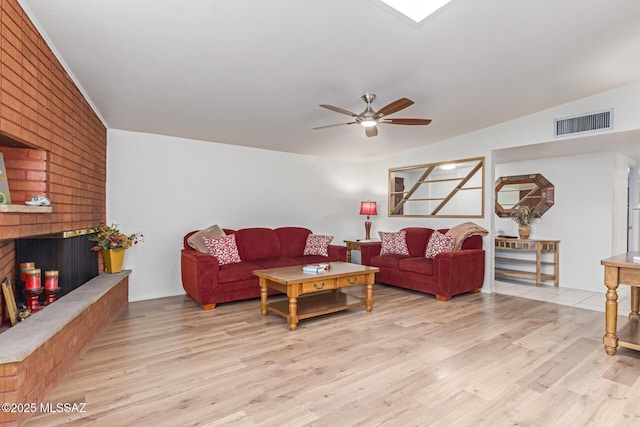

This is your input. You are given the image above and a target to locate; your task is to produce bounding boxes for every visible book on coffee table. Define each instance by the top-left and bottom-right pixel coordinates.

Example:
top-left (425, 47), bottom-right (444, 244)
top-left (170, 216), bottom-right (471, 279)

top-left (302, 265), bottom-right (326, 274)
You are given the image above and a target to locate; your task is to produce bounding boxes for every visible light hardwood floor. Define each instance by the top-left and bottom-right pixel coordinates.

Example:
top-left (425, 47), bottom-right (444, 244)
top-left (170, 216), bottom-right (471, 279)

top-left (27, 285), bottom-right (640, 427)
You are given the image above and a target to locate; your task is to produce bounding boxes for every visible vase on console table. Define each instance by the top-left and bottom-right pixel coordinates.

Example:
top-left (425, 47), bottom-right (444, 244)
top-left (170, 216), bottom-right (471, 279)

top-left (102, 249), bottom-right (126, 274)
top-left (518, 225), bottom-right (531, 240)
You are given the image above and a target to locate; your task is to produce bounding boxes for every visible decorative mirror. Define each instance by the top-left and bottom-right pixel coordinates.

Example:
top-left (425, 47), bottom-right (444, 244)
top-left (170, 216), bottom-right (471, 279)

top-left (495, 174), bottom-right (554, 218)
top-left (388, 156), bottom-right (484, 218)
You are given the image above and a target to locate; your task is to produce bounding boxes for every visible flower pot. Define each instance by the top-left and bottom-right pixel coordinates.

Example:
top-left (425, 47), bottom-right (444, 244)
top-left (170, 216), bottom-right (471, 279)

top-left (102, 249), bottom-right (126, 273)
top-left (518, 225), bottom-right (531, 240)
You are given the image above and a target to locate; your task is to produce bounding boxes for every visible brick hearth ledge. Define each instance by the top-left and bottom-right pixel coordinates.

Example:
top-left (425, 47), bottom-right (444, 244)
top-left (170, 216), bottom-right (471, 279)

top-left (0, 271), bottom-right (129, 426)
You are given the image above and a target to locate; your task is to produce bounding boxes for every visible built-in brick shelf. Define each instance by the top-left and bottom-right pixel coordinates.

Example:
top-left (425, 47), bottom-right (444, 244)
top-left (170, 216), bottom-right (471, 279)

top-left (0, 271), bottom-right (129, 427)
top-left (0, 144), bottom-right (53, 241)
top-left (0, 205), bottom-right (51, 213)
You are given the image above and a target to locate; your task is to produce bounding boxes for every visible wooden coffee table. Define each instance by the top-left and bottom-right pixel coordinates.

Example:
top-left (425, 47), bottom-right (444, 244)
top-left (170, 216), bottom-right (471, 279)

top-left (253, 261), bottom-right (379, 330)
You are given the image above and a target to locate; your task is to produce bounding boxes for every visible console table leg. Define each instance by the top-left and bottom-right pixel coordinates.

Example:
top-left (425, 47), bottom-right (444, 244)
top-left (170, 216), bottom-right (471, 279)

top-left (603, 267), bottom-right (619, 355)
top-left (630, 287), bottom-right (640, 320)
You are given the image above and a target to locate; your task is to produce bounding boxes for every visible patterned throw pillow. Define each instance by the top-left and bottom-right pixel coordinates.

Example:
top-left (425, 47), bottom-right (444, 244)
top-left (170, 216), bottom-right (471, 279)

top-left (188, 224), bottom-right (226, 253)
top-left (203, 234), bottom-right (242, 265)
top-left (303, 234), bottom-right (334, 256)
top-left (379, 230), bottom-right (410, 256)
top-left (425, 230), bottom-right (455, 259)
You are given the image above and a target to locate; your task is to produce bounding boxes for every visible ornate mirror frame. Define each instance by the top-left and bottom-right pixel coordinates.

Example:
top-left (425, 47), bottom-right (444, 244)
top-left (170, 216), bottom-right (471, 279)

top-left (495, 173), bottom-right (554, 218)
top-left (388, 156), bottom-right (485, 218)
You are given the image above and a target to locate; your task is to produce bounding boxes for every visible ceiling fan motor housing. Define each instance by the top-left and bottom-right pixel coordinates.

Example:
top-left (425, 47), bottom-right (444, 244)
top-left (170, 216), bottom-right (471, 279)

top-left (359, 94), bottom-right (378, 126)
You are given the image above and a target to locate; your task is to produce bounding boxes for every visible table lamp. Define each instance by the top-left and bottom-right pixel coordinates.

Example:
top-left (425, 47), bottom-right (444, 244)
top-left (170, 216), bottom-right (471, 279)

top-left (360, 201), bottom-right (377, 240)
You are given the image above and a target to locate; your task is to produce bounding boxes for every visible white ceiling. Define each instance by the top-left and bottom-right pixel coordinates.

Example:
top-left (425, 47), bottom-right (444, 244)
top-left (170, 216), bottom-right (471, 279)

top-left (19, 0), bottom-right (640, 162)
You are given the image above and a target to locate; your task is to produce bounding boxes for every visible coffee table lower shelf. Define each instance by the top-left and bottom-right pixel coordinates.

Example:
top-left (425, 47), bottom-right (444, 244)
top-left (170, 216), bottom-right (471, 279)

top-left (267, 291), bottom-right (364, 320)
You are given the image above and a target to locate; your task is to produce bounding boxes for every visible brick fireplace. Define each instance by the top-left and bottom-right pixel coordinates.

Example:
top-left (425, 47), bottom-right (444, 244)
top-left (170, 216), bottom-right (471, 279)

top-left (0, 1), bottom-right (125, 425)
top-left (0, 0), bottom-right (107, 316)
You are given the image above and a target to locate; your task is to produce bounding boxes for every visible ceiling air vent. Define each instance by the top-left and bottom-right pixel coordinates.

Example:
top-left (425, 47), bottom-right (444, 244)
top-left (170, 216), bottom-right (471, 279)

top-left (554, 108), bottom-right (613, 137)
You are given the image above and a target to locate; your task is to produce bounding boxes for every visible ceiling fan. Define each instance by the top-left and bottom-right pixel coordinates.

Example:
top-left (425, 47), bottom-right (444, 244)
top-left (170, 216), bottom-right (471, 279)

top-left (313, 93), bottom-right (432, 137)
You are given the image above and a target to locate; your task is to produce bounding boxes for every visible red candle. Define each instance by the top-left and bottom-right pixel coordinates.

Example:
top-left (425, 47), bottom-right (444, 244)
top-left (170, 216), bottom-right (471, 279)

top-left (25, 270), bottom-right (38, 290)
top-left (20, 262), bottom-right (35, 282)
top-left (34, 269), bottom-right (41, 289)
top-left (45, 270), bottom-right (59, 290)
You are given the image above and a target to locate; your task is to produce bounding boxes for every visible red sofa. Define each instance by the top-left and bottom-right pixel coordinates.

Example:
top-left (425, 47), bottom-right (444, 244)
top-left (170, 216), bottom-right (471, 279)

top-left (181, 227), bottom-right (347, 310)
top-left (359, 227), bottom-right (485, 301)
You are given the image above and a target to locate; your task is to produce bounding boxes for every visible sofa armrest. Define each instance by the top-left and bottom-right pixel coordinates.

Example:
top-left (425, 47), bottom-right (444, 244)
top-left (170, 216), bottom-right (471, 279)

top-left (359, 243), bottom-right (382, 266)
top-left (433, 249), bottom-right (485, 297)
top-left (328, 244), bottom-right (347, 262)
top-left (180, 249), bottom-right (221, 308)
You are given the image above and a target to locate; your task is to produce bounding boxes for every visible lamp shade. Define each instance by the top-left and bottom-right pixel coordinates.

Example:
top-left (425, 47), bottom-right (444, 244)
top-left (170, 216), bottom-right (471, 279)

top-left (360, 201), bottom-right (377, 216)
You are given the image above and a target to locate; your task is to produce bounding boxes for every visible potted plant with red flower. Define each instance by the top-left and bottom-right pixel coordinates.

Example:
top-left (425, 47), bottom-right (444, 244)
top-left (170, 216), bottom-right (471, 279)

top-left (90, 223), bottom-right (143, 273)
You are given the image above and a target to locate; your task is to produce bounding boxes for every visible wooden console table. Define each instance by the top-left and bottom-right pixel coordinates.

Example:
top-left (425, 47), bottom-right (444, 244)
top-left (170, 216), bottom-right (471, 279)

top-left (494, 237), bottom-right (560, 286)
top-left (601, 253), bottom-right (640, 355)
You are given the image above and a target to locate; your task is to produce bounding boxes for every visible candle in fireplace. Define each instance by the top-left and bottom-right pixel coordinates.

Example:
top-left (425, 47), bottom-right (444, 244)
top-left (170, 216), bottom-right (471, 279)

top-left (45, 270), bottom-right (59, 290)
top-left (25, 269), bottom-right (39, 290)
top-left (20, 262), bottom-right (35, 282)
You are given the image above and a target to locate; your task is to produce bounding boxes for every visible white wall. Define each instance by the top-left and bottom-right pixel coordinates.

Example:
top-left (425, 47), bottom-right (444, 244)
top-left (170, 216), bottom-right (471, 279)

top-left (106, 81), bottom-right (640, 301)
top-left (495, 152), bottom-right (620, 292)
top-left (106, 130), bottom-right (367, 301)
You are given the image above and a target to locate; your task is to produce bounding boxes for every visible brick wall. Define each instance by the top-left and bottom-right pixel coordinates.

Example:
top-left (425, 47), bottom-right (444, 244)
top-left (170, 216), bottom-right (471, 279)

top-left (0, 0), bottom-right (107, 241)
top-left (0, 0), bottom-right (107, 298)
top-left (0, 2), bottom-right (114, 424)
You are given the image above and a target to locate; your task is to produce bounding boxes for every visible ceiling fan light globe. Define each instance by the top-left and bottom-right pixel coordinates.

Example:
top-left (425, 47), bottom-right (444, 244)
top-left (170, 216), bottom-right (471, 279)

top-left (360, 120), bottom-right (377, 128)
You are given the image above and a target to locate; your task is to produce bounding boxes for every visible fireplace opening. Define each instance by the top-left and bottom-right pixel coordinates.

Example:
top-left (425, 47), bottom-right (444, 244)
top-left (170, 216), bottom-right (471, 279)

top-left (15, 229), bottom-right (99, 306)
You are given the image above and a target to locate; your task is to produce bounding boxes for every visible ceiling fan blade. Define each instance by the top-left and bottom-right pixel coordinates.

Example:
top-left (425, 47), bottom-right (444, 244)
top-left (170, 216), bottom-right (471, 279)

top-left (319, 104), bottom-right (359, 117)
top-left (365, 126), bottom-right (378, 138)
top-left (312, 122), bottom-right (357, 130)
top-left (375, 98), bottom-right (414, 118)
top-left (380, 118), bottom-right (432, 126)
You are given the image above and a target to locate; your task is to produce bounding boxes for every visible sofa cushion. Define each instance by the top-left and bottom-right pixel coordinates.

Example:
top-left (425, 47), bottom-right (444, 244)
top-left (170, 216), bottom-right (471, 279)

top-left (369, 254), bottom-right (409, 269)
top-left (188, 224), bottom-right (225, 253)
top-left (218, 261), bottom-right (264, 283)
top-left (425, 230), bottom-right (455, 259)
top-left (235, 228), bottom-right (282, 261)
top-left (402, 227), bottom-right (434, 257)
top-left (292, 255), bottom-right (333, 264)
top-left (203, 234), bottom-right (242, 265)
top-left (461, 235), bottom-right (483, 250)
top-left (253, 257), bottom-right (301, 269)
top-left (379, 230), bottom-right (410, 255)
top-left (276, 227), bottom-right (311, 257)
top-left (303, 234), bottom-right (333, 256)
top-left (398, 257), bottom-right (434, 275)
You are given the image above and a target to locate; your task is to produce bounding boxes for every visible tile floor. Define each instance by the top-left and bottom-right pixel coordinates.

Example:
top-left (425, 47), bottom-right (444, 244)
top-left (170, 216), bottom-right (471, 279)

top-left (494, 279), bottom-right (631, 313)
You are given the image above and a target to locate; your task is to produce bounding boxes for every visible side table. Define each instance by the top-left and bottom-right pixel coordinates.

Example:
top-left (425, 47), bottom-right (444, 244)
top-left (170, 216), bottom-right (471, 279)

top-left (601, 253), bottom-right (640, 355)
top-left (344, 240), bottom-right (380, 263)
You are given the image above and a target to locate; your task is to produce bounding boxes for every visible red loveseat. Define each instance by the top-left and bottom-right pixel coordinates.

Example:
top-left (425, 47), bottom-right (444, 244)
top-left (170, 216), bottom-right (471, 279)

top-left (181, 227), bottom-right (347, 310)
top-left (359, 227), bottom-right (485, 301)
